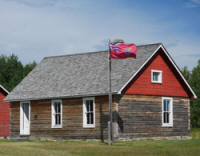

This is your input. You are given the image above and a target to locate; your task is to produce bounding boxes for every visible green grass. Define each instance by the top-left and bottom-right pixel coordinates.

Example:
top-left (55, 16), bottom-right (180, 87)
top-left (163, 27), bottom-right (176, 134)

top-left (0, 129), bottom-right (200, 156)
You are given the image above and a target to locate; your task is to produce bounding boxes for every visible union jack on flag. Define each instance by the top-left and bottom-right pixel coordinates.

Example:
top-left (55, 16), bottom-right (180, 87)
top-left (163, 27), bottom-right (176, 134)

top-left (109, 42), bottom-right (137, 59)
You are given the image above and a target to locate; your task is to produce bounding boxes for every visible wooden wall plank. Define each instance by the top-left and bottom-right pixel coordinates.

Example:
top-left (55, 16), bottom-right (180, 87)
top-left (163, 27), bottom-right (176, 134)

top-left (117, 95), bottom-right (190, 138)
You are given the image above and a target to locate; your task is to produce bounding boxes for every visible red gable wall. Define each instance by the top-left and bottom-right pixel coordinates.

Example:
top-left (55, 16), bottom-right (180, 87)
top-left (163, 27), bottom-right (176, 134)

top-left (0, 90), bottom-right (9, 137)
top-left (124, 50), bottom-right (190, 97)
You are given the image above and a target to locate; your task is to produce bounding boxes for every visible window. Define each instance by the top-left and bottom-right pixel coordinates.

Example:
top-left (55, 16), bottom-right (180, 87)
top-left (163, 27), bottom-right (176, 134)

top-left (162, 97), bottom-right (173, 127)
top-left (51, 100), bottom-right (62, 128)
top-left (151, 70), bottom-right (162, 83)
top-left (83, 97), bottom-right (95, 128)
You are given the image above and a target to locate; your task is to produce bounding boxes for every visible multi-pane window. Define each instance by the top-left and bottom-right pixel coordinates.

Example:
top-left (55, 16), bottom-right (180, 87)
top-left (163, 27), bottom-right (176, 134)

top-left (152, 70), bottom-right (162, 83)
top-left (83, 97), bottom-right (95, 128)
top-left (51, 100), bottom-right (62, 128)
top-left (162, 97), bottom-right (173, 127)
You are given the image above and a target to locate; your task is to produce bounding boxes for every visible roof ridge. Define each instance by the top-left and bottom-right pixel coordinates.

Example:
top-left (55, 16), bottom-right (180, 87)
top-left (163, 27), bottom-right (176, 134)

top-left (137, 42), bottom-right (162, 47)
top-left (44, 43), bottom-right (162, 60)
top-left (44, 51), bottom-right (107, 60)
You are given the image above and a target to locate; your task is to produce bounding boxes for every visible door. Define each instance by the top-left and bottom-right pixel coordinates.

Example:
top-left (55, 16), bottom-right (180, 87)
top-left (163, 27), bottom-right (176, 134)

top-left (20, 102), bottom-right (30, 135)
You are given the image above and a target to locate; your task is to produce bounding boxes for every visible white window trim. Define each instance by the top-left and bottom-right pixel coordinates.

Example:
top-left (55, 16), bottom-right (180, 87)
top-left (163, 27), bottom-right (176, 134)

top-left (151, 69), bottom-right (162, 83)
top-left (162, 97), bottom-right (173, 127)
top-left (51, 99), bottom-right (62, 128)
top-left (83, 97), bottom-right (95, 128)
top-left (20, 101), bottom-right (31, 135)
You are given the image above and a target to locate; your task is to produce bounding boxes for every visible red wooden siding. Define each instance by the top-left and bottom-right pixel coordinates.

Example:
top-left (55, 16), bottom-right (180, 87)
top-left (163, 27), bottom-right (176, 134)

top-left (0, 90), bottom-right (9, 137)
top-left (125, 50), bottom-right (190, 97)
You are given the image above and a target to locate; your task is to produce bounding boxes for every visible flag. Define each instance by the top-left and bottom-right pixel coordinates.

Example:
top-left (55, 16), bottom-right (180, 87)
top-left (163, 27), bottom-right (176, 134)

top-left (109, 42), bottom-right (137, 59)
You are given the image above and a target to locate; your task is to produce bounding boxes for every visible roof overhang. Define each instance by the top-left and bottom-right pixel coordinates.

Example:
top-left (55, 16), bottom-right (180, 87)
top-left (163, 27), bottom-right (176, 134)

top-left (0, 85), bottom-right (9, 95)
top-left (118, 44), bottom-right (197, 99)
top-left (4, 92), bottom-right (118, 102)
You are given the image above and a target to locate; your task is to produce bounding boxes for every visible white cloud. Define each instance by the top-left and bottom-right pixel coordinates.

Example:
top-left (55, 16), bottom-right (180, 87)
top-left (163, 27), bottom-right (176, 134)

top-left (7, 0), bottom-right (56, 7)
top-left (191, 0), bottom-right (200, 4)
top-left (184, 0), bottom-right (200, 8)
top-left (0, 0), bottom-right (199, 70)
top-left (166, 41), bottom-right (200, 70)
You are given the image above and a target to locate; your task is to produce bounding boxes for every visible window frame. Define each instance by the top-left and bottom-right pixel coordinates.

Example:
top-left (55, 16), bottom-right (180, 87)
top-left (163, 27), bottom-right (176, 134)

top-left (20, 101), bottom-right (31, 135)
top-left (162, 97), bottom-right (173, 127)
top-left (51, 99), bottom-right (62, 128)
top-left (82, 97), bottom-right (95, 128)
top-left (151, 70), bottom-right (162, 83)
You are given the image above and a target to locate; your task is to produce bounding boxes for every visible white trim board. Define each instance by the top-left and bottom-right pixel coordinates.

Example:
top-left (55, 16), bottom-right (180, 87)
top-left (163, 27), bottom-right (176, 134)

top-left (160, 45), bottom-right (197, 98)
top-left (118, 44), bottom-right (197, 99)
top-left (0, 85), bottom-right (9, 94)
top-left (151, 69), bottom-right (162, 84)
top-left (20, 101), bottom-right (31, 135)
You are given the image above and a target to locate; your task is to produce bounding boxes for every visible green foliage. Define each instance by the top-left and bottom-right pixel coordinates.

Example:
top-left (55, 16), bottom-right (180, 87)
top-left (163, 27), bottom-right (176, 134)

top-left (0, 54), bottom-right (36, 92)
top-left (23, 61), bottom-right (37, 77)
top-left (191, 99), bottom-right (200, 128)
top-left (181, 66), bottom-right (191, 82)
top-left (190, 60), bottom-right (200, 97)
top-left (190, 60), bottom-right (200, 127)
top-left (191, 128), bottom-right (200, 139)
top-left (182, 60), bottom-right (200, 128)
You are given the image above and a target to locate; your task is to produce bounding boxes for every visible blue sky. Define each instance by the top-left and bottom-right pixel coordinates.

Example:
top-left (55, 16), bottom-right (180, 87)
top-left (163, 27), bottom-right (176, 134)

top-left (0, 0), bottom-right (199, 70)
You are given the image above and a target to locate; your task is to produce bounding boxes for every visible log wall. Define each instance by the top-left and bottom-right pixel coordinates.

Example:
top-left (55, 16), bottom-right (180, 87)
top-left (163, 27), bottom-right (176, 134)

top-left (117, 95), bottom-right (190, 139)
top-left (10, 94), bottom-right (190, 140)
top-left (10, 96), bottom-right (112, 140)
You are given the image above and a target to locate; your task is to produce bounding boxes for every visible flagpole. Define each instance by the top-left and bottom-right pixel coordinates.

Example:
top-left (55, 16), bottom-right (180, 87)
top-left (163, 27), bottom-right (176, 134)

top-left (108, 40), bottom-right (113, 145)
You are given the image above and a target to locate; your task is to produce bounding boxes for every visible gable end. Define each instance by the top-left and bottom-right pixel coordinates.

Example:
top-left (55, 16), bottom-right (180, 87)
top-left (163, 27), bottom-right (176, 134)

top-left (120, 45), bottom-right (197, 98)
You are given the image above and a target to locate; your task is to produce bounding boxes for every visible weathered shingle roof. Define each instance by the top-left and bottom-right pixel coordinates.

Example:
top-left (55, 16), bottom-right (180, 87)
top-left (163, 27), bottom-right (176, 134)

top-left (5, 43), bottom-right (161, 101)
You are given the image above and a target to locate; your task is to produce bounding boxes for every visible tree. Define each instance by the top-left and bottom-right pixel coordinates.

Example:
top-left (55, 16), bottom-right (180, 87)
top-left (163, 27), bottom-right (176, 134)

top-left (23, 61), bottom-right (37, 77)
top-left (190, 60), bottom-right (200, 127)
top-left (181, 66), bottom-right (191, 82)
top-left (0, 54), bottom-right (36, 91)
top-left (182, 60), bottom-right (200, 128)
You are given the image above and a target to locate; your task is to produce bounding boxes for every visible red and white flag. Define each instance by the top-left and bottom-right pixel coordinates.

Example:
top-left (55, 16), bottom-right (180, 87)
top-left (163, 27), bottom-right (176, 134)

top-left (109, 43), bottom-right (137, 59)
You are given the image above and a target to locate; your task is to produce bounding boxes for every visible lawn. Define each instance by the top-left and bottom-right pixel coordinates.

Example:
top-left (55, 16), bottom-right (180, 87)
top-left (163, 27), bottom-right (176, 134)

top-left (0, 129), bottom-right (200, 156)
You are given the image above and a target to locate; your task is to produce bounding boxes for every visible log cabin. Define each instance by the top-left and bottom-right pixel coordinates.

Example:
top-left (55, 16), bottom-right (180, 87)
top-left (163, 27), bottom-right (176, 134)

top-left (5, 43), bottom-right (196, 140)
top-left (0, 85), bottom-right (9, 137)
